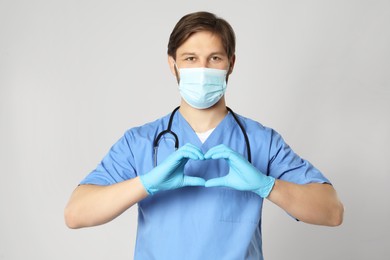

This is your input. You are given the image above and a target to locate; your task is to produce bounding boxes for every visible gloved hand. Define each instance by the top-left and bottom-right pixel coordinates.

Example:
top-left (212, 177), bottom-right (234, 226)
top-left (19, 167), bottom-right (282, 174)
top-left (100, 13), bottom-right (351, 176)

top-left (140, 143), bottom-right (206, 195)
top-left (204, 144), bottom-right (275, 198)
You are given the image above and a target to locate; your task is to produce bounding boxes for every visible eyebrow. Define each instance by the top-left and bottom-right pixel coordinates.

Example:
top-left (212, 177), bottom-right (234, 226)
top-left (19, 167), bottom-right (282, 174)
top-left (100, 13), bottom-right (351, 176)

top-left (179, 52), bottom-right (197, 57)
top-left (179, 52), bottom-right (227, 57)
top-left (209, 52), bottom-right (227, 56)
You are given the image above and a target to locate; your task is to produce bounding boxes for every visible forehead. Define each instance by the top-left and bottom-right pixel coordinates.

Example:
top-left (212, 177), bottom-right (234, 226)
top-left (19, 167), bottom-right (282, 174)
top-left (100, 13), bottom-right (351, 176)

top-left (176, 31), bottom-right (226, 55)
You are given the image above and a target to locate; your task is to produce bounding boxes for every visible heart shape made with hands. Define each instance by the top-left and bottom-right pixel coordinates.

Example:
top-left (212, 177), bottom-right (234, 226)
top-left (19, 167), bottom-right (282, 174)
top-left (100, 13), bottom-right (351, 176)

top-left (141, 143), bottom-right (275, 198)
top-left (178, 143), bottom-right (275, 197)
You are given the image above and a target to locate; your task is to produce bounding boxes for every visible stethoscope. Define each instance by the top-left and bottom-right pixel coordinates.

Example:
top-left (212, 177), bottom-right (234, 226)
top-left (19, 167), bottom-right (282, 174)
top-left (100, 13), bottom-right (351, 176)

top-left (153, 106), bottom-right (251, 167)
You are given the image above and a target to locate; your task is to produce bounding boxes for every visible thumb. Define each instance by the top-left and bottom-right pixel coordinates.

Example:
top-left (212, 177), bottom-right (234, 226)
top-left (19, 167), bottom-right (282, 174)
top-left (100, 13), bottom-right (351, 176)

top-left (182, 176), bottom-right (206, 187)
top-left (205, 177), bottom-right (228, 188)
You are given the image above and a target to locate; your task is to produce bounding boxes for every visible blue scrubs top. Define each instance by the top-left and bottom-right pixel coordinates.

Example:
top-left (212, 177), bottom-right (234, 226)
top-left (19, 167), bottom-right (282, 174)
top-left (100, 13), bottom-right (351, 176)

top-left (80, 110), bottom-right (330, 260)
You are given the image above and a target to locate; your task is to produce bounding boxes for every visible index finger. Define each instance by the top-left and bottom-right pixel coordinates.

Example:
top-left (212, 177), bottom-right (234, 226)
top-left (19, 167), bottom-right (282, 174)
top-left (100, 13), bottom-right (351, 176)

top-left (174, 143), bottom-right (205, 160)
top-left (204, 144), bottom-right (233, 160)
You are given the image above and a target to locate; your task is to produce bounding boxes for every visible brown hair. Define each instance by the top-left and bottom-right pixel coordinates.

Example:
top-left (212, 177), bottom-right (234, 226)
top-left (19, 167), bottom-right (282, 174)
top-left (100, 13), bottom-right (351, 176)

top-left (167, 11), bottom-right (236, 60)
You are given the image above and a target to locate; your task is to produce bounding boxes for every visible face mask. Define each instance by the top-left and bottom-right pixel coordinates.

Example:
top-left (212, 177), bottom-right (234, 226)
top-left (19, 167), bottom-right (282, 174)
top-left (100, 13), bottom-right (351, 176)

top-left (177, 67), bottom-right (228, 109)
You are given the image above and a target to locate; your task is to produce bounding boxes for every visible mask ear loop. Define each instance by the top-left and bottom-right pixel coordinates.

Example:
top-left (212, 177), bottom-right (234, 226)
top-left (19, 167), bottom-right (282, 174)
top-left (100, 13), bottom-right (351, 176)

top-left (226, 63), bottom-right (231, 83)
top-left (173, 62), bottom-right (180, 84)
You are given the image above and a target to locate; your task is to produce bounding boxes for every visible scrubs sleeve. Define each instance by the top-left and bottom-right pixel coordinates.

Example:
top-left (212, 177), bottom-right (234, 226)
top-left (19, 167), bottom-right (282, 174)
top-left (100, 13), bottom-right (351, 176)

top-left (79, 131), bottom-right (137, 186)
top-left (268, 130), bottom-right (330, 185)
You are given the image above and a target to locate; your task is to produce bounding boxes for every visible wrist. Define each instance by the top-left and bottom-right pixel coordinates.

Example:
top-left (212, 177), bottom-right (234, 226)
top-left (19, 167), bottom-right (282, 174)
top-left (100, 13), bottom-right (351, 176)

top-left (255, 176), bottom-right (276, 198)
top-left (139, 174), bottom-right (154, 195)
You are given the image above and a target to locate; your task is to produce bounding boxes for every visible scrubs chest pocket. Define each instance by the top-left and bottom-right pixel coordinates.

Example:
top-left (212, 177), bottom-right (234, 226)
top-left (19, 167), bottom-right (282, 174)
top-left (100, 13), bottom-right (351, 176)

top-left (219, 188), bottom-right (262, 224)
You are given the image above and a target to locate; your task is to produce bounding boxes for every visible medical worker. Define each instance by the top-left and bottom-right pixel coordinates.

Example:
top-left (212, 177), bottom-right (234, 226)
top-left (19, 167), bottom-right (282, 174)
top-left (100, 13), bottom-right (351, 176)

top-left (65, 11), bottom-right (344, 259)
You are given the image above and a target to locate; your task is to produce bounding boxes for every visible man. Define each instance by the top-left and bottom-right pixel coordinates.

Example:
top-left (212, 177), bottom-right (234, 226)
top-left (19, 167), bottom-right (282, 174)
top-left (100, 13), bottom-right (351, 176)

top-left (65, 11), bottom-right (343, 259)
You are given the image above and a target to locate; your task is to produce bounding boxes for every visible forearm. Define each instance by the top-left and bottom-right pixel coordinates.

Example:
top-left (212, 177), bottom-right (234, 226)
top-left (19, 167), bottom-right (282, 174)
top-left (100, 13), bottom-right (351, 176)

top-left (64, 176), bottom-right (148, 229)
top-left (267, 180), bottom-right (344, 226)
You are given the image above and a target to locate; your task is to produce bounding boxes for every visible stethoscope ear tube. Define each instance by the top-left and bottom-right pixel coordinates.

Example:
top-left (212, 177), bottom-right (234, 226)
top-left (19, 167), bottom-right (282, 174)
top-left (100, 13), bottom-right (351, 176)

top-left (153, 106), bottom-right (180, 148)
top-left (153, 107), bottom-right (180, 167)
top-left (226, 107), bottom-right (252, 163)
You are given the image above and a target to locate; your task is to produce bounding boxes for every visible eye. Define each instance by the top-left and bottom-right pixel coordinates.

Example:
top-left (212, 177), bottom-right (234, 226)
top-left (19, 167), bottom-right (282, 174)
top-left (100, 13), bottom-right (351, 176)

top-left (184, 56), bottom-right (196, 62)
top-left (210, 56), bottom-right (222, 62)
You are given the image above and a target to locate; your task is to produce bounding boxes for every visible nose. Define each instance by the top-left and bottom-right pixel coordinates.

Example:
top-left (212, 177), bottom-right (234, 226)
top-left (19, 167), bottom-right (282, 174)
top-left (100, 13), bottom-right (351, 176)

top-left (199, 58), bottom-right (209, 68)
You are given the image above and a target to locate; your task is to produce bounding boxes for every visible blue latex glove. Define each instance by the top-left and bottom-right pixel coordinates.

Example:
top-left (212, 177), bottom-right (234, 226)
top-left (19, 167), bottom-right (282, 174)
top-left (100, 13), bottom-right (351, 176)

top-left (140, 143), bottom-right (206, 195)
top-left (204, 144), bottom-right (275, 198)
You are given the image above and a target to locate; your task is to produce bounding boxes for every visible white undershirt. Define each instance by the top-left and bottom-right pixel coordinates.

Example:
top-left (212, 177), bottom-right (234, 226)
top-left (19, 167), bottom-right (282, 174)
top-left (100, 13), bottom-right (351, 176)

top-left (196, 128), bottom-right (215, 143)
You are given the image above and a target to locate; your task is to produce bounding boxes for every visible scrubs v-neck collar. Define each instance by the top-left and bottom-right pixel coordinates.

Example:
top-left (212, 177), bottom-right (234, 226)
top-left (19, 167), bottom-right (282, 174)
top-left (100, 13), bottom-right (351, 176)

top-left (175, 110), bottom-right (235, 151)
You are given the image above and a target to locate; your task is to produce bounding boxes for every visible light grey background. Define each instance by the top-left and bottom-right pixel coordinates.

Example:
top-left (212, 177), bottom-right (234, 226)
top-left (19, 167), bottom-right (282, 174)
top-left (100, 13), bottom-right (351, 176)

top-left (1, 0), bottom-right (389, 259)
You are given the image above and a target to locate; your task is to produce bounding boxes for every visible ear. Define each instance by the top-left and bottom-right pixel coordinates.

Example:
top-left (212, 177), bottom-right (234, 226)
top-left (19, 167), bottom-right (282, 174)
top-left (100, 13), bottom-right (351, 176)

top-left (228, 54), bottom-right (236, 75)
top-left (168, 56), bottom-right (177, 77)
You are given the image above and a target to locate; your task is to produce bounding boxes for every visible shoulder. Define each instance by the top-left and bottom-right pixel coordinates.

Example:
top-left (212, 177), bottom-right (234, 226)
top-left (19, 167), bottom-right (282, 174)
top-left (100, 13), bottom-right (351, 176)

top-left (122, 113), bottom-right (171, 142)
top-left (232, 112), bottom-right (287, 150)
top-left (233, 112), bottom-right (274, 136)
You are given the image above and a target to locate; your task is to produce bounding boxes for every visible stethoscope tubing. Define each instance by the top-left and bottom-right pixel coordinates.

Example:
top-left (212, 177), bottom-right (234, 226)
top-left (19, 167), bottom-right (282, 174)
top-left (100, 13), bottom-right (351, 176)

top-left (153, 106), bottom-right (251, 167)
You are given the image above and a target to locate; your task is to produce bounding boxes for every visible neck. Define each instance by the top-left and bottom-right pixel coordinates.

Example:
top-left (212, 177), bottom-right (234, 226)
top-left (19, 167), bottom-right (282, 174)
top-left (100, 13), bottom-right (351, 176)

top-left (179, 98), bottom-right (228, 133)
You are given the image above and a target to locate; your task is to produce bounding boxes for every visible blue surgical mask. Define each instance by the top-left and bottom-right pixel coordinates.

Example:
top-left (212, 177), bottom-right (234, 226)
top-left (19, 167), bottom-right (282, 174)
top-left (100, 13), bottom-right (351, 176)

top-left (177, 67), bottom-right (228, 109)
